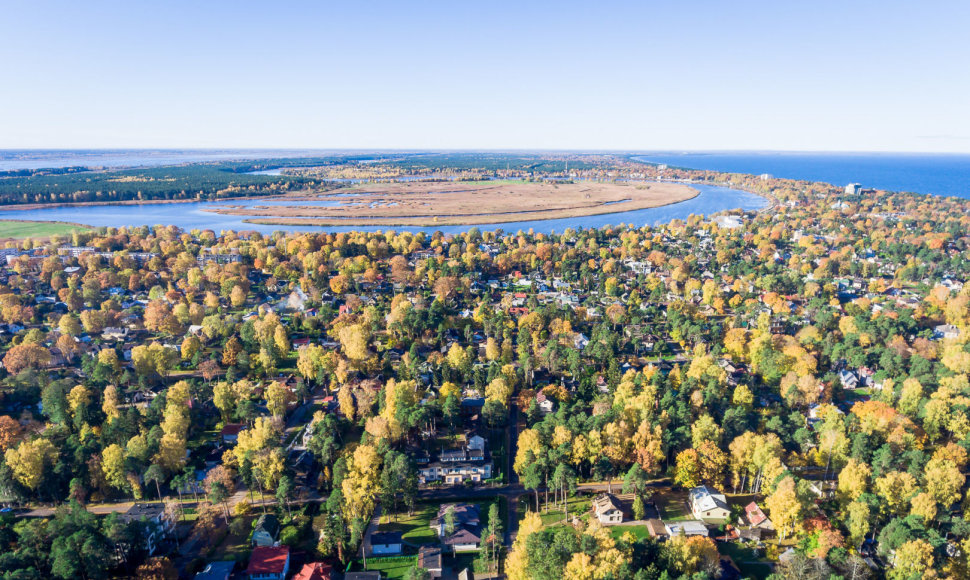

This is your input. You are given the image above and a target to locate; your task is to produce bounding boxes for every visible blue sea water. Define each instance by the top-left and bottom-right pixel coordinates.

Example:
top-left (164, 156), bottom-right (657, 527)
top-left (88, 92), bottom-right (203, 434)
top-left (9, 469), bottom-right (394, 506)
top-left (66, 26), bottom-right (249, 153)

top-left (633, 152), bottom-right (970, 199)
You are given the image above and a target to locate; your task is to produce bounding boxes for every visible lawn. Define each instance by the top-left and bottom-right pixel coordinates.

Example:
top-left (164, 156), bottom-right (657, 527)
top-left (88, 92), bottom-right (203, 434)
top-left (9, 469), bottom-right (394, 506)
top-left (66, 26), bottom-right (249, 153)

top-left (379, 501), bottom-right (438, 545)
top-left (655, 491), bottom-right (690, 521)
top-left (0, 220), bottom-right (91, 239)
top-left (609, 524), bottom-right (651, 542)
top-left (518, 493), bottom-right (590, 527)
top-left (360, 556), bottom-right (417, 580)
top-left (718, 542), bottom-right (772, 580)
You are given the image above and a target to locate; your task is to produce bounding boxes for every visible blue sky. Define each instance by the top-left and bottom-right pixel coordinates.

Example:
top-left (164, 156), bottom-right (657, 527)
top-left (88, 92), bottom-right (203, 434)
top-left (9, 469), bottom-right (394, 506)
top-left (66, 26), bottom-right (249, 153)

top-left (1, 0), bottom-right (968, 152)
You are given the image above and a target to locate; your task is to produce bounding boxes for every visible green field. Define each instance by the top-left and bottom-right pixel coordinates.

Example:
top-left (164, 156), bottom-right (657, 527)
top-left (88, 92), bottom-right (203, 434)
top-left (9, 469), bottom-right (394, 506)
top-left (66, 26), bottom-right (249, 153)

top-left (609, 524), bottom-right (651, 541)
top-left (0, 220), bottom-right (91, 239)
top-left (361, 556), bottom-right (417, 579)
top-left (379, 501), bottom-right (438, 545)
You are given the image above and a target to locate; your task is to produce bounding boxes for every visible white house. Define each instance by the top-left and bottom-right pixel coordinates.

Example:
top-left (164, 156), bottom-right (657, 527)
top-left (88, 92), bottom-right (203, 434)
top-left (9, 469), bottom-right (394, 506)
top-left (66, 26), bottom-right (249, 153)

top-left (689, 486), bottom-right (730, 522)
top-left (592, 493), bottom-right (624, 524)
top-left (370, 532), bottom-right (403, 556)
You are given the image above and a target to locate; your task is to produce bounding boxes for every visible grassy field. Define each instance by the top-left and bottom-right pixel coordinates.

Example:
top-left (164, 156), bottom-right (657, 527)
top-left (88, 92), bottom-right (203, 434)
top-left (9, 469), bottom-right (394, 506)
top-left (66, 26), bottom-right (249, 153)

top-left (361, 556), bottom-right (417, 579)
top-left (655, 491), bottom-right (691, 521)
top-left (609, 524), bottom-right (652, 542)
top-left (379, 501), bottom-right (438, 545)
top-left (0, 220), bottom-right (90, 239)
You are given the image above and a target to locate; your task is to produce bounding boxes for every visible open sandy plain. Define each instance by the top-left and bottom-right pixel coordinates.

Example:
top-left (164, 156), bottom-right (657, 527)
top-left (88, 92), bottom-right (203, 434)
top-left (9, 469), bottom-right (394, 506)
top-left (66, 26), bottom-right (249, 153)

top-left (206, 180), bottom-right (698, 227)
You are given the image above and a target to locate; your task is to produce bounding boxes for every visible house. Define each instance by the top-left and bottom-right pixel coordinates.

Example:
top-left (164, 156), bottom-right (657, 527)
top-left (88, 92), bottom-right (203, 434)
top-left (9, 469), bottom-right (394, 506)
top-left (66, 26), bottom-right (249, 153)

top-left (418, 546), bottom-right (443, 579)
top-left (252, 514), bottom-right (281, 547)
top-left (740, 502), bottom-right (774, 530)
top-left (934, 324), bottom-right (961, 340)
top-left (443, 527), bottom-right (481, 553)
top-left (466, 434), bottom-right (486, 451)
top-left (592, 493), bottom-right (624, 524)
top-left (646, 519), bottom-right (668, 539)
top-left (431, 504), bottom-right (480, 537)
top-left (221, 423), bottom-right (245, 444)
top-left (246, 546), bottom-right (290, 580)
top-left (535, 392), bottom-right (555, 415)
top-left (839, 369), bottom-right (859, 389)
top-left (119, 503), bottom-right (174, 556)
top-left (292, 563), bottom-right (334, 580)
top-left (664, 520), bottom-right (709, 537)
top-left (689, 486), bottom-right (730, 522)
top-left (370, 531), bottom-right (403, 556)
top-left (194, 561), bottom-right (235, 580)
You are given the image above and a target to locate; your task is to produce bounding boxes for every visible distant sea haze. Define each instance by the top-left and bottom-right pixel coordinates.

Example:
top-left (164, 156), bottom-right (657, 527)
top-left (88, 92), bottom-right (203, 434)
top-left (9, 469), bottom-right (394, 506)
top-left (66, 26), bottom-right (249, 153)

top-left (633, 152), bottom-right (970, 199)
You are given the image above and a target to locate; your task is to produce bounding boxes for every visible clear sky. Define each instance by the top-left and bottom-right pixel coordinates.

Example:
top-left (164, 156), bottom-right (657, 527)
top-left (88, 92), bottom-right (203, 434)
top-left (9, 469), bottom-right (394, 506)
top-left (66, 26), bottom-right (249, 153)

top-left (1, 0), bottom-right (968, 152)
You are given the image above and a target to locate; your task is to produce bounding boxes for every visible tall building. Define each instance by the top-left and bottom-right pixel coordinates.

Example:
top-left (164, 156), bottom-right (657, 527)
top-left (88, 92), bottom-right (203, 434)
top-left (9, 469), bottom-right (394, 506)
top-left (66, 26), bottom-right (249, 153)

top-left (845, 183), bottom-right (862, 195)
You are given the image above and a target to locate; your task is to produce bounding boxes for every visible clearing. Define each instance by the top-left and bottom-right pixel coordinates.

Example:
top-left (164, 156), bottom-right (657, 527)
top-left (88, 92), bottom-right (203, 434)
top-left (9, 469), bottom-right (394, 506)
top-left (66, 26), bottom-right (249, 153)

top-left (0, 220), bottom-right (91, 240)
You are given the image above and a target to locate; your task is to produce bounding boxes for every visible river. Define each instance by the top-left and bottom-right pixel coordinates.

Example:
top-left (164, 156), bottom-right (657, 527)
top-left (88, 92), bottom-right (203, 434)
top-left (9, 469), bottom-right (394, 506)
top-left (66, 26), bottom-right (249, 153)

top-left (0, 183), bottom-right (766, 235)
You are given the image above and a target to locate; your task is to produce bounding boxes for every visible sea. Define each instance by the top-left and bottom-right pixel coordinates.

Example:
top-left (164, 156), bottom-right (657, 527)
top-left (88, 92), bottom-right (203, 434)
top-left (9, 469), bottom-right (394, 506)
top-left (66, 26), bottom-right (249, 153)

top-left (632, 152), bottom-right (970, 199)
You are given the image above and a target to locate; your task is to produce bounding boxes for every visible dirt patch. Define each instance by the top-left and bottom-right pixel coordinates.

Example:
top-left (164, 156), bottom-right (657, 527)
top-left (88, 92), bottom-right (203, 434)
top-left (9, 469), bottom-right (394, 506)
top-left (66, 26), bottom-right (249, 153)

top-left (205, 180), bottom-right (698, 226)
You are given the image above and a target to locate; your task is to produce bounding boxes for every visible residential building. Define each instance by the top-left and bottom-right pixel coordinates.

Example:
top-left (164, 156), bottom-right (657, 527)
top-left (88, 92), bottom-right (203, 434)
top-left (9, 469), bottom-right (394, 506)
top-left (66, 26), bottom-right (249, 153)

top-left (740, 502), bottom-right (774, 530)
top-left (252, 514), bottom-right (281, 547)
top-left (689, 486), bottom-right (730, 522)
top-left (370, 531), bottom-right (403, 556)
top-left (119, 503), bottom-right (173, 556)
top-left (592, 493), bottom-right (624, 524)
top-left (292, 563), bottom-right (334, 580)
top-left (443, 527), bottom-right (481, 553)
top-left (418, 461), bottom-right (492, 485)
top-left (431, 504), bottom-right (480, 537)
top-left (418, 546), bottom-right (443, 579)
top-left (664, 520), bottom-right (709, 537)
top-left (245, 546), bottom-right (290, 580)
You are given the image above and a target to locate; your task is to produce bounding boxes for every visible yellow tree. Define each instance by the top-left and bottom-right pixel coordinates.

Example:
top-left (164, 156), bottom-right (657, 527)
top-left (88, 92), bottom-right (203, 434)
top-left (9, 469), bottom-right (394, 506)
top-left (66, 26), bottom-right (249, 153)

top-left (157, 381), bottom-right (192, 472)
top-left (890, 539), bottom-right (934, 580)
top-left (765, 476), bottom-right (803, 539)
top-left (924, 457), bottom-right (965, 507)
top-left (5, 438), bottom-right (57, 490)
top-left (102, 444), bottom-right (128, 491)
top-left (837, 458), bottom-right (871, 503)
top-left (505, 511), bottom-right (542, 580)
top-left (342, 444), bottom-right (381, 520)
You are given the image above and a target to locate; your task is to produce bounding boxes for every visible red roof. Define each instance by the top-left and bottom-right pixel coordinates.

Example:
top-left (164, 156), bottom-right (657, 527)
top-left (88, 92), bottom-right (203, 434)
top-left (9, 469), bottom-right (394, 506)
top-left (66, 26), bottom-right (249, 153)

top-left (292, 562), bottom-right (333, 580)
top-left (246, 546), bottom-right (290, 575)
top-left (745, 502), bottom-right (768, 526)
top-left (221, 423), bottom-right (245, 436)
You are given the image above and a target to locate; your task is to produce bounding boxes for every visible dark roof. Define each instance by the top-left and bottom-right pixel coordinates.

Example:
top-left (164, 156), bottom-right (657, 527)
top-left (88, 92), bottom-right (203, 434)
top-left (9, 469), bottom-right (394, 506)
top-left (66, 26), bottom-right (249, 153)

top-left (443, 527), bottom-right (481, 545)
top-left (371, 531), bottom-right (403, 545)
top-left (345, 573), bottom-right (382, 580)
top-left (121, 503), bottom-right (165, 522)
top-left (246, 546), bottom-right (289, 575)
top-left (418, 546), bottom-right (442, 570)
top-left (254, 513), bottom-right (281, 538)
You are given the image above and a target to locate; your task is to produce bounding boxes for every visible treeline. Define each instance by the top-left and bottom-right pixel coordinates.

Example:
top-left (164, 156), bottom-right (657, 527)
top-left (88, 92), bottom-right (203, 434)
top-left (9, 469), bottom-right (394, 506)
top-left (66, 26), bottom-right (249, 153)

top-left (0, 163), bottom-right (322, 206)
